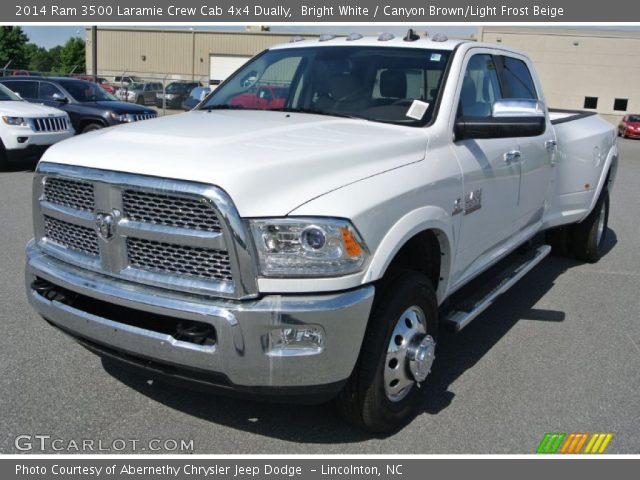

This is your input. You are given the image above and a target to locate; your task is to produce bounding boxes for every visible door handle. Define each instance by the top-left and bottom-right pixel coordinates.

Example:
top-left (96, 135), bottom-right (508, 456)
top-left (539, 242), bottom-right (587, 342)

top-left (545, 139), bottom-right (557, 150)
top-left (504, 150), bottom-right (522, 163)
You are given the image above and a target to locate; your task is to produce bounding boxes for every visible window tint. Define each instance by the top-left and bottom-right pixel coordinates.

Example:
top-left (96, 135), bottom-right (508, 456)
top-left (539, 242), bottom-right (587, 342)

top-left (2, 80), bottom-right (37, 98)
top-left (499, 57), bottom-right (537, 99)
top-left (39, 82), bottom-right (64, 100)
top-left (459, 54), bottom-right (501, 117)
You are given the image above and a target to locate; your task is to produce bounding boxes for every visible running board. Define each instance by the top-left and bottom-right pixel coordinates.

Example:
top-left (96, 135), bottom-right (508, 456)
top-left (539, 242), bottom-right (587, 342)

top-left (443, 245), bottom-right (551, 332)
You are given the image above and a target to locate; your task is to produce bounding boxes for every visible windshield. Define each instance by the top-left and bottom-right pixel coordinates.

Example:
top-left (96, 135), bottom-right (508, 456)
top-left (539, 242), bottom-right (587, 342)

top-left (127, 83), bottom-right (144, 90)
top-left (59, 80), bottom-right (118, 102)
top-left (0, 83), bottom-right (21, 101)
top-left (200, 46), bottom-right (451, 126)
top-left (628, 115), bottom-right (640, 122)
top-left (166, 83), bottom-right (189, 93)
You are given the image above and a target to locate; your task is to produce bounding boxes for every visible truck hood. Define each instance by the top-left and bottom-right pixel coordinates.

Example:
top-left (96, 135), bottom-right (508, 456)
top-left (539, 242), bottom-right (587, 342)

top-left (42, 110), bottom-right (429, 216)
top-left (0, 100), bottom-right (65, 117)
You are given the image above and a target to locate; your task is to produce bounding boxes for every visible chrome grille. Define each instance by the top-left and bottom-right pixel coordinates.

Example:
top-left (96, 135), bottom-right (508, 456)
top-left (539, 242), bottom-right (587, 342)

top-left (44, 215), bottom-right (99, 257)
top-left (127, 238), bottom-right (233, 282)
top-left (33, 164), bottom-right (257, 298)
top-left (43, 177), bottom-right (95, 212)
top-left (132, 113), bottom-right (156, 121)
top-left (31, 116), bottom-right (69, 132)
top-left (122, 190), bottom-right (221, 232)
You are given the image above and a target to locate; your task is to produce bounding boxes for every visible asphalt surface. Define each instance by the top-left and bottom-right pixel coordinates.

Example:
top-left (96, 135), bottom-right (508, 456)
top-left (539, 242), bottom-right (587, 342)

top-left (0, 139), bottom-right (638, 454)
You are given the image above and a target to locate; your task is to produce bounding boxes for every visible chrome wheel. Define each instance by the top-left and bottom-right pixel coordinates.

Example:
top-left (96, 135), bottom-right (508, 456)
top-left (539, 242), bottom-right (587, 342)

top-left (596, 202), bottom-right (606, 248)
top-left (384, 306), bottom-right (435, 402)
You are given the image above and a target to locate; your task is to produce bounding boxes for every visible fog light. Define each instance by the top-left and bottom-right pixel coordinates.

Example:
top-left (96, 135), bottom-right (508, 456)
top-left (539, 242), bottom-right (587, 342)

top-left (267, 326), bottom-right (325, 356)
top-left (17, 137), bottom-right (28, 143)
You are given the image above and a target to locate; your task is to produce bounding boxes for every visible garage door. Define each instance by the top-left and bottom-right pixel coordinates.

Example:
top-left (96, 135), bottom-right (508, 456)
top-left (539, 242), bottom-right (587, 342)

top-left (209, 55), bottom-right (251, 86)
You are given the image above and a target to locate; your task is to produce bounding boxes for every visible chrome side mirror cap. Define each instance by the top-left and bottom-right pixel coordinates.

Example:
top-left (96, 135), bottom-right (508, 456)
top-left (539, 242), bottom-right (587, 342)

top-left (492, 99), bottom-right (545, 118)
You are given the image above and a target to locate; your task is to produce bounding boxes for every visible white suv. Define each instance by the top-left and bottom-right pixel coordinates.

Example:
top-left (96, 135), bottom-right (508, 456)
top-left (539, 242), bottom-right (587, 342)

top-left (0, 83), bottom-right (74, 169)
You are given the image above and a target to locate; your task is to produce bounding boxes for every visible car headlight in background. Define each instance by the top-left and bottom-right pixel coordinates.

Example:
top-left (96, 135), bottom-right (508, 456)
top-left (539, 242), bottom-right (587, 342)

top-left (2, 116), bottom-right (29, 127)
top-left (249, 218), bottom-right (368, 277)
top-left (108, 112), bottom-right (135, 123)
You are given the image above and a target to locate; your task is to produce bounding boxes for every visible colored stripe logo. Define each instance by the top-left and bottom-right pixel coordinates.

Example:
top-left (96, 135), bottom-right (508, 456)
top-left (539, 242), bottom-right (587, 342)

top-left (537, 433), bottom-right (613, 454)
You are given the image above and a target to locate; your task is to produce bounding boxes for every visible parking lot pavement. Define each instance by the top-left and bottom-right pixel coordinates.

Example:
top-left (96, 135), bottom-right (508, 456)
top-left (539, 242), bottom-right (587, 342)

top-left (0, 139), bottom-right (638, 454)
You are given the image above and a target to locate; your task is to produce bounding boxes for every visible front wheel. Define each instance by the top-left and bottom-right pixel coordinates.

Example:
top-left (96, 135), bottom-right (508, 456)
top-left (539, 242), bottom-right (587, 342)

top-left (81, 123), bottom-right (104, 134)
top-left (336, 270), bottom-right (438, 433)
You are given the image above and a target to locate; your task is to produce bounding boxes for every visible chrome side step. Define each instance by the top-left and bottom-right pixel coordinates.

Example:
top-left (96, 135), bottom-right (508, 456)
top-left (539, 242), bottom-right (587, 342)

top-left (443, 245), bottom-right (551, 332)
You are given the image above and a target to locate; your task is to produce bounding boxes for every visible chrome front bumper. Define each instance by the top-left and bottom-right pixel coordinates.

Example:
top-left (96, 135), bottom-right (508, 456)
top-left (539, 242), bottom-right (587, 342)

top-left (25, 241), bottom-right (374, 394)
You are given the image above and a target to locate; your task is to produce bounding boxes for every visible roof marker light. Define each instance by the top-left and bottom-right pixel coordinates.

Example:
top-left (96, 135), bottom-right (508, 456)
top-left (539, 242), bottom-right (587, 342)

top-left (403, 29), bottom-right (420, 42)
top-left (432, 33), bottom-right (449, 42)
top-left (289, 36), bottom-right (305, 43)
top-left (378, 32), bottom-right (395, 41)
top-left (319, 34), bottom-right (336, 42)
top-left (346, 33), bottom-right (363, 41)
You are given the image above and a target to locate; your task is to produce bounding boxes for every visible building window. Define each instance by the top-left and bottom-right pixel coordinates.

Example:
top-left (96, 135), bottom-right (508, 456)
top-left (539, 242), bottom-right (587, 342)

top-left (613, 98), bottom-right (628, 112)
top-left (584, 97), bottom-right (598, 109)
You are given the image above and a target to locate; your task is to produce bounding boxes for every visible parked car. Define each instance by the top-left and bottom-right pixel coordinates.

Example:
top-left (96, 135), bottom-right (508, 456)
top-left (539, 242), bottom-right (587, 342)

top-left (155, 81), bottom-right (200, 108)
top-left (0, 77), bottom-right (157, 134)
top-left (116, 82), bottom-right (163, 105)
top-left (618, 114), bottom-right (640, 138)
top-left (0, 83), bottom-right (73, 169)
top-left (181, 86), bottom-right (211, 110)
top-left (113, 75), bottom-right (144, 86)
top-left (229, 85), bottom-right (288, 110)
top-left (25, 35), bottom-right (618, 433)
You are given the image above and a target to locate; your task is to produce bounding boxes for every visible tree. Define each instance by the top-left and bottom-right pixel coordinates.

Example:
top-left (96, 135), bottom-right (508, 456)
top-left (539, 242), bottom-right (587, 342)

top-left (23, 43), bottom-right (53, 73)
top-left (0, 26), bottom-right (29, 70)
top-left (57, 37), bottom-right (85, 74)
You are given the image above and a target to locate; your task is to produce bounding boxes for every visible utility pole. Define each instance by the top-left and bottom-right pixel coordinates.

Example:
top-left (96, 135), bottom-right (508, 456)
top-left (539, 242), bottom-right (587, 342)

top-left (91, 26), bottom-right (97, 81)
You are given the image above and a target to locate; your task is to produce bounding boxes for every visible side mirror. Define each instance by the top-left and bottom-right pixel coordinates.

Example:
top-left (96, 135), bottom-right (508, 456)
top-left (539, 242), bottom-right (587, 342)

top-left (52, 92), bottom-right (68, 103)
top-left (455, 99), bottom-right (546, 140)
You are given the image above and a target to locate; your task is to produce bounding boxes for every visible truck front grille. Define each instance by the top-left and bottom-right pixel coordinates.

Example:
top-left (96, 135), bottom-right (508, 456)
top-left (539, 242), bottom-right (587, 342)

top-left (44, 216), bottom-right (100, 257)
top-left (127, 238), bottom-right (233, 281)
top-left (43, 177), bottom-right (95, 212)
top-left (32, 116), bottom-right (69, 132)
top-left (33, 166), bottom-right (252, 298)
top-left (122, 190), bottom-right (221, 232)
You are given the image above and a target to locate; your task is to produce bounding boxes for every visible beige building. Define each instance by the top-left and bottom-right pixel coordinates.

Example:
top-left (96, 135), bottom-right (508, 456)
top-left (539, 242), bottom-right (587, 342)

top-left (479, 27), bottom-right (640, 124)
top-left (85, 27), bottom-right (320, 84)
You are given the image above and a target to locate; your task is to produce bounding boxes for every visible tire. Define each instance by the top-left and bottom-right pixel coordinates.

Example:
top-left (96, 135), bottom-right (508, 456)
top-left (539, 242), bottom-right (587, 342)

top-left (0, 140), bottom-right (8, 170)
top-left (336, 270), bottom-right (438, 433)
top-left (81, 123), bottom-right (104, 134)
top-left (570, 188), bottom-right (609, 263)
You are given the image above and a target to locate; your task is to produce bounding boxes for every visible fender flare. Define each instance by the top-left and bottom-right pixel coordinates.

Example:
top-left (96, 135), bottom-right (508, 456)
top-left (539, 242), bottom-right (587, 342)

top-left (581, 142), bottom-right (618, 221)
top-left (363, 205), bottom-right (454, 303)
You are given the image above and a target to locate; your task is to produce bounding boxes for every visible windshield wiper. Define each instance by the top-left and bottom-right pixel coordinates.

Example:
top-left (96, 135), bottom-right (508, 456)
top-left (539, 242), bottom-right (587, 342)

top-left (200, 104), bottom-right (245, 111)
top-left (278, 107), bottom-right (367, 121)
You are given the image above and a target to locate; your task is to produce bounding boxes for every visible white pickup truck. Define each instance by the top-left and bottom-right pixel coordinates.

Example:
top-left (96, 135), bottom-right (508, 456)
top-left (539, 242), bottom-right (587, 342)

top-left (0, 83), bottom-right (74, 169)
top-left (25, 33), bottom-right (617, 433)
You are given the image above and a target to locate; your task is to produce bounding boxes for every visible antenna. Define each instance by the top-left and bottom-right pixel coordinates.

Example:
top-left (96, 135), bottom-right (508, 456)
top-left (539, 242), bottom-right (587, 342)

top-left (403, 29), bottom-right (420, 42)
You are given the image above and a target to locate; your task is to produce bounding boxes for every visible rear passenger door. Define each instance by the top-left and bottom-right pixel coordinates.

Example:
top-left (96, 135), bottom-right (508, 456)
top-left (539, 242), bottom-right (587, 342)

top-left (496, 54), bottom-right (555, 231)
top-left (2, 80), bottom-right (38, 102)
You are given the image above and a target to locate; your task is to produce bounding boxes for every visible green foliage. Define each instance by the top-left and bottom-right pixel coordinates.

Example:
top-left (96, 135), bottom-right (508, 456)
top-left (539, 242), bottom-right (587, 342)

top-left (0, 26), bottom-right (29, 70)
top-left (57, 37), bottom-right (85, 74)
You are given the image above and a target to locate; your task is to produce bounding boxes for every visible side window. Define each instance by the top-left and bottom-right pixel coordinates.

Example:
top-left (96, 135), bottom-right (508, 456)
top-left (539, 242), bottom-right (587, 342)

top-left (39, 82), bottom-right (64, 100)
top-left (498, 56), bottom-right (538, 99)
top-left (3, 80), bottom-right (37, 98)
top-left (459, 54), bottom-right (501, 117)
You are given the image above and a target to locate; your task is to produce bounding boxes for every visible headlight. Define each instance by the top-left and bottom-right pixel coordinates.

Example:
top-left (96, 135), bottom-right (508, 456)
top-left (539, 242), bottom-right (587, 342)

top-left (2, 116), bottom-right (28, 127)
top-left (108, 112), bottom-right (134, 123)
top-left (249, 218), bottom-right (368, 277)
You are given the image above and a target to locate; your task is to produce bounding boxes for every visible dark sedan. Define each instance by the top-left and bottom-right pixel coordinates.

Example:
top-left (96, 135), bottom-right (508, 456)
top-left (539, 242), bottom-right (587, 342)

top-left (618, 114), bottom-right (640, 139)
top-left (0, 77), bottom-right (157, 134)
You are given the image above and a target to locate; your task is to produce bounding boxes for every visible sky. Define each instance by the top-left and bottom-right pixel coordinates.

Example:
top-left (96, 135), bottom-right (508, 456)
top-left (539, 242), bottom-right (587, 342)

top-left (22, 25), bottom-right (640, 49)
